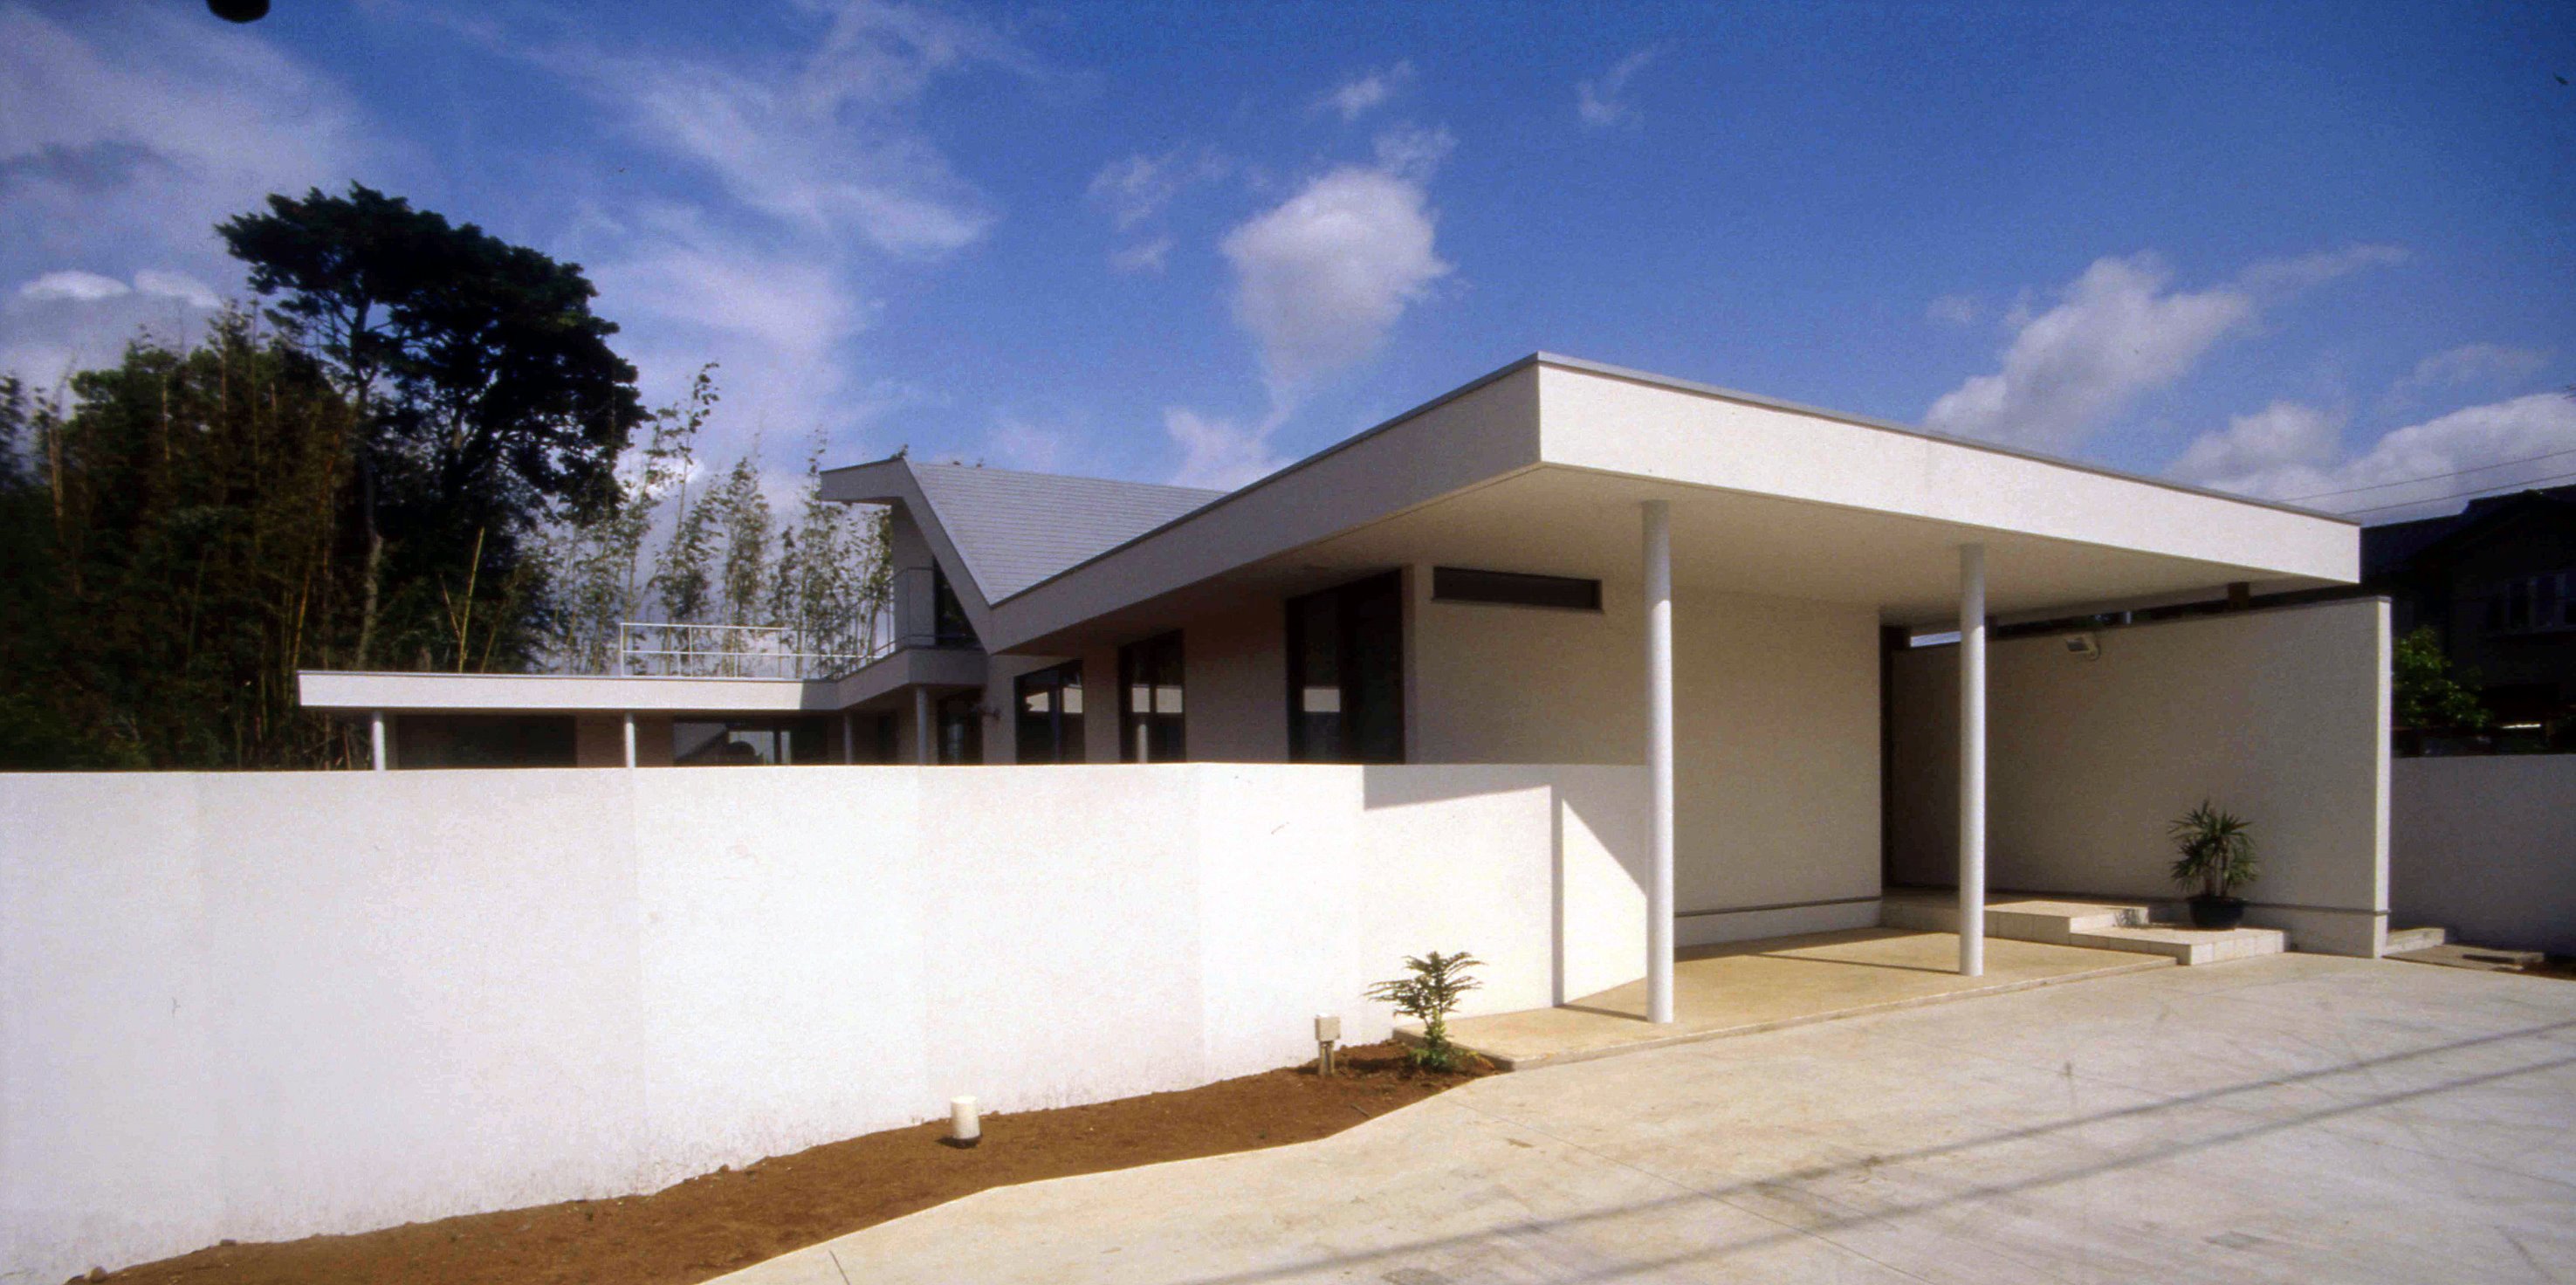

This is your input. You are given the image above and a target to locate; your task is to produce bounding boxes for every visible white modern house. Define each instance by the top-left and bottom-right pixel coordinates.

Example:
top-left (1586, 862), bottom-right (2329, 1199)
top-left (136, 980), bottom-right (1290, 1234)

top-left (302, 353), bottom-right (2394, 999)
top-left (5, 352), bottom-right (2397, 1280)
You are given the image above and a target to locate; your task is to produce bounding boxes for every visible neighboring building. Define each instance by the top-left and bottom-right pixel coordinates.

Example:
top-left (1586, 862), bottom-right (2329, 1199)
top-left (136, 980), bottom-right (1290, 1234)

top-left (2363, 484), bottom-right (2576, 746)
top-left (301, 352), bottom-right (2393, 970)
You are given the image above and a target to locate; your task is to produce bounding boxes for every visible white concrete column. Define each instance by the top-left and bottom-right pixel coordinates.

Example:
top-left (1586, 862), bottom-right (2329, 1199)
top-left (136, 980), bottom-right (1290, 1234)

top-left (369, 711), bottom-right (388, 773)
top-left (622, 712), bottom-right (637, 769)
top-left (1643, 500), bottom-right (1675, 1024)
top-left (1958, 543), bottom-right (1988, 978)
top-left (915, 686), bottom-right (935, 765)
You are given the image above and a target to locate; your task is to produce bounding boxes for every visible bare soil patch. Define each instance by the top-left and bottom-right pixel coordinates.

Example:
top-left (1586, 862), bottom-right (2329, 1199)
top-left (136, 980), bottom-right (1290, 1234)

top-left (92, 1043), bottom-right (1489, 1285)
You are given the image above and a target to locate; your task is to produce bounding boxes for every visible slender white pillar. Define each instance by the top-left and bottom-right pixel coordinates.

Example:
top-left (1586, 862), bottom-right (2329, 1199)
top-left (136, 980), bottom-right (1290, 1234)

top-left (915, 686), bottom-right (935, 765)
top-left (369, 711), bottom-right (388, 773)
top-left (622, 712), bottom-right (637, 769)
top-left (1958, 543), bottom-right (1988, 978)
top-left (841, 712), bottom-right (855, 765)
top-left (1643, 500), bottom-right (1676, 1024)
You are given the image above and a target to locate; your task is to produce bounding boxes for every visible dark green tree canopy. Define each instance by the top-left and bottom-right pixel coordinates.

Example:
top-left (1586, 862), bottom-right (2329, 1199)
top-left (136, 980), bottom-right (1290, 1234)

top-left (218, 183), bottom-right (644, 527)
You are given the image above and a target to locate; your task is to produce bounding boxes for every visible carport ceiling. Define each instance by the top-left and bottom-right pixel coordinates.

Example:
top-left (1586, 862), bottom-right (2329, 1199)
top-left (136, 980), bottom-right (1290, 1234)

top-left (1289, 466), bottom-right (2331, 629)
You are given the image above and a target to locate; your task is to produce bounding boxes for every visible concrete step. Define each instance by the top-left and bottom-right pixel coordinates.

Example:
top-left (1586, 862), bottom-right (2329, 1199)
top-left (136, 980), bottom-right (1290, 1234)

top-left (1880, 891), bottom-right (2285, 965)
top-left (2069, 924), bottom-right (2288, 965)
top-left (1883, 894), bottom-right (2155, 941)
top-left (2391, 942), bottom-right (2545, 973)
top-left (2383, 926), bottom-right (2449, 954)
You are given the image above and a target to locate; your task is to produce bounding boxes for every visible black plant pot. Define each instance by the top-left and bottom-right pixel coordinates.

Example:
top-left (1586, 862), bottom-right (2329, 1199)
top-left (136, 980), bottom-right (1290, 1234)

top-left (2188, 895), bottom-right (2247, 931)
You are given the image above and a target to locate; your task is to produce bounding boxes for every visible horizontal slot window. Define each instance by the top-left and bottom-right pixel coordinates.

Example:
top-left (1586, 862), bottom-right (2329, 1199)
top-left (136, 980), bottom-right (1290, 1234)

top-left (1432, 566), bottom-right (1602, 612)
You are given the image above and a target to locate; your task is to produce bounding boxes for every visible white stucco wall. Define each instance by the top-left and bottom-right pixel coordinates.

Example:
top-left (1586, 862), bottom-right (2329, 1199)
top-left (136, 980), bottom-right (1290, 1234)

top-left (0, 763), bottom-right (1643, 1282)
top-left (1886, 598), bottom-right (2391, 955)
top-left (1410, 572), bottom-right (1884, 945)
top-left (2389, 755), bottom-right (2576, 954)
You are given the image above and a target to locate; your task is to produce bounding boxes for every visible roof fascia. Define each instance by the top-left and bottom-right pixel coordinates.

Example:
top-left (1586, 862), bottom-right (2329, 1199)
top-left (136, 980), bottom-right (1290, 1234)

top-left (1528, 354), bottom-right (2358, 526)
top-left (815, 456), bottom-right (1001, 638)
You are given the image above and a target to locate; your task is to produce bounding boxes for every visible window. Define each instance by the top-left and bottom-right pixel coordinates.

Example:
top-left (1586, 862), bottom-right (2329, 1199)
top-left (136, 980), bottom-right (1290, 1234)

top-left (932, 567), bottom-right (979, 647)
top-left (391, 714), bottom-right (575, 768)
top-left (935, 692), bottom-right (984, 765)
top-left (673, 717), bottom-right (828, 766)
top-left (1119, 632), bottom-right (1185, 762)
top-left (1014, 661), bottom-right (1086, 764)
top-left (1287, 571), bottom-right (1405, 763)
top-left (845, 714), bottom-right (898, 764)
top-left (2483, 570), bottom-right (2576, 636)
top-left (1432, 566), bottom-right (1602, 612)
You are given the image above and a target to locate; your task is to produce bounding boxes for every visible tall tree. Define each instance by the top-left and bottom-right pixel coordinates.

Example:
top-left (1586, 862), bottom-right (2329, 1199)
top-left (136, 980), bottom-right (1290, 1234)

top-left (218, 184), bottom-right (646, 671)
top-left (0, 315), bottom-right (365, 768)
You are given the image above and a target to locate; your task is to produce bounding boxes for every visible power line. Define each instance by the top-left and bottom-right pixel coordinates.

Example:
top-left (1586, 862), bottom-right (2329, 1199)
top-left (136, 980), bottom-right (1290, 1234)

top-left (2282, 446), bottom-right (2576, 501)
top-left (2332, 469), bottom-right (2576, 518)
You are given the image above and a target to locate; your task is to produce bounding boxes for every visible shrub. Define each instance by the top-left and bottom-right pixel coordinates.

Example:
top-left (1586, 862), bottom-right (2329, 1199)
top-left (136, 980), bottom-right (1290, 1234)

top-left (2168, 800), bottom-right (2257, 899)
top-left (1366, 951), bottom-right (1482, 1072)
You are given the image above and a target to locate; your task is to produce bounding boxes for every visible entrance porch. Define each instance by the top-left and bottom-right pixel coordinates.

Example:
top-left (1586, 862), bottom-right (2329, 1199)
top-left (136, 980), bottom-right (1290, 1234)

top-left (1427, 927), bottom-right (2168, 1070)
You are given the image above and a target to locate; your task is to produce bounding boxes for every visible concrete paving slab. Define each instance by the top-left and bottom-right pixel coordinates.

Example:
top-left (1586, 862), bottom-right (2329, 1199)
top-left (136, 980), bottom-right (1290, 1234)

top-left (1431, 928), bottom-right (2171, 1069)
top-left (2393, 941), bottom-right (2549, 972)
top-left (713, 956), bottom-right (2576, 1285)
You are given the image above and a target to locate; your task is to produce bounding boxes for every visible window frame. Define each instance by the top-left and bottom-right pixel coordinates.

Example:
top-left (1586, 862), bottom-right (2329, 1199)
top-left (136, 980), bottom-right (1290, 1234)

top-left (1431, 565), bottom-right (1603, 613)
top-left (1013, 660), bottom-right (1086, 765)
top-left (1118, 631), bottom-right (1185, 763)
top-left (1286, 570), bottom-right (1406, 765)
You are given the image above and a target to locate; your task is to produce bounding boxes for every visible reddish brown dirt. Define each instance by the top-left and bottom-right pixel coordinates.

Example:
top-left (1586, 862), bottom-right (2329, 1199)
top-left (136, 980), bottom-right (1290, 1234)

top-left (93, 1043), bottom-right (1490, 1285)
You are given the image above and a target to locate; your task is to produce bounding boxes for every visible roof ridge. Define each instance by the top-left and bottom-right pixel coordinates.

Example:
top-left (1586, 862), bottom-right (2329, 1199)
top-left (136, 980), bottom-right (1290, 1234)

top-left (908, 458), bottom-right (1226, 496)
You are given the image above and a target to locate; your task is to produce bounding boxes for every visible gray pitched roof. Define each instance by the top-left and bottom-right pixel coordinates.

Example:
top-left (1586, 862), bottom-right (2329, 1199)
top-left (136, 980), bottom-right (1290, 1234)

top-left (907, 462), bottom-right (1225, 601)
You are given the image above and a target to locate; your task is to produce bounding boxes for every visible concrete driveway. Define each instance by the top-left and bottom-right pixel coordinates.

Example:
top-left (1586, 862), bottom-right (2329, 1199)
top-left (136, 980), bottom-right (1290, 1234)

top-left (724, 954), bottom-right (2576, 1284)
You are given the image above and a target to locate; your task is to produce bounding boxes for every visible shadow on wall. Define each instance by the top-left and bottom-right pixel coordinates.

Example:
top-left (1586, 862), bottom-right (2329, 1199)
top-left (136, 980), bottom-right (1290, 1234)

top-left (1361, 764), bottom-right (1651, 1008)
top-left (1883, 600), bottom-right (2388, 957)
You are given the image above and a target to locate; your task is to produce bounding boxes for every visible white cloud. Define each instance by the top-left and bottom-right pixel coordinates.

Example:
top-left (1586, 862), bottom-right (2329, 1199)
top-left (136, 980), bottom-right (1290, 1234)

top-left (1316, 61), bottom-right (1413, 121)
top-left (134, 269), bottom-right (220, 310)
top-left (1926, 293), bottom-right (1982, 327)
top-left (1087, 148), bottom-right (1225, 271)
top-left (2169, 400), bottom-right (2346, 483)
top-left (2381, 342), bottom-right (2550, 410)
top-left (1577, 48), bottom-right (1658, 129)
top-left (1370, 124), bottom-right (1454, 182)
top-left (2235, 243), bottom-right (2409, 297)
top-left (1164, 405), bottom-right (1288, 490)
top-left (0, 5), bottom-right (383, 380)
top-left (1109, 236), bottom-right (1173, 274)
top-left (432, 0), bottom-right (1041, 467)
top-left (539, 2), bottom-right (1021, 259)
top-left (17, 271), bottom-right (130, 304)
top-left (2172, 392), bottom-right (2576, 520)
top-left (593, 216), bottom-right (862, 361)
top-left (986, 415), bottom-right (1074, 472)
top-left (1923, 247), bottom-right (2404, 451)
top-left (1, 272), bottom-right (223, 389)
top-left (1089, 152), bottom-right (1185, 230)
top-left (1219, 166), bottom-right (1452, 391)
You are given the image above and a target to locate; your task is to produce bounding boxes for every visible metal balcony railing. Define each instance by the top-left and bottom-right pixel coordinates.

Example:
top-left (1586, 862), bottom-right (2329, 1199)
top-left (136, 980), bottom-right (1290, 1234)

top-left (615, 622), bottom-right (887, 681)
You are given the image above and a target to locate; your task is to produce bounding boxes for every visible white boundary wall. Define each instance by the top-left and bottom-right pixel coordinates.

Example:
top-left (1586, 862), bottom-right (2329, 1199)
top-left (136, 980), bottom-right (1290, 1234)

top-left (1887, 598), bottom-right (2390, 956)
top-left (2390, 755), bottom-right (2576, 955)
top-left (0, 764), bottom-right (1645, 1282)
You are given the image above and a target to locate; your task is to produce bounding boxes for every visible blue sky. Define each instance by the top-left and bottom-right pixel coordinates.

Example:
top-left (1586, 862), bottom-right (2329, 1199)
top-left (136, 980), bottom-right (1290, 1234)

top-left (3, 0), bottom-right (2572, 519)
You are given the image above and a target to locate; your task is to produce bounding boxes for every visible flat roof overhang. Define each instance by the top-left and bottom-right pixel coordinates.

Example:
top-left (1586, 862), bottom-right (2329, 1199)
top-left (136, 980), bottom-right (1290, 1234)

top-left (295, 656), bottom-right (979, 718)
top-left (297, 670), bottom-right (826, 714)
top-left (984, 356), bottom-right (2361, 654)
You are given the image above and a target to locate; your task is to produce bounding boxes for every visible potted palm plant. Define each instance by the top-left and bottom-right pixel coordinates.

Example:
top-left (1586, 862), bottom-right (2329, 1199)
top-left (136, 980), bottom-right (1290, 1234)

top-left (2168, 801), bottom-right (2257, 929)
